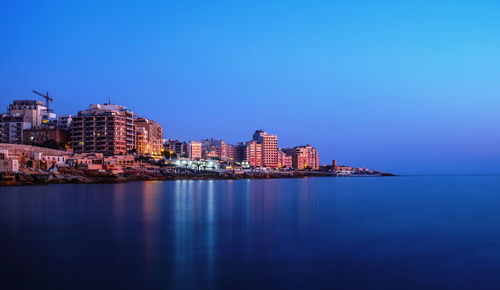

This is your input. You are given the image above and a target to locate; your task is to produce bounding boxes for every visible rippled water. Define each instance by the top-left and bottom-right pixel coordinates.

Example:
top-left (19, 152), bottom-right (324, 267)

top-left (1, 176), bottom-right (500, 289)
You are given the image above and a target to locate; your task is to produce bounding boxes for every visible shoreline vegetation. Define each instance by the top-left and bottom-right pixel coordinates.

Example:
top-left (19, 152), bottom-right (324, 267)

top-left (0, 168), bottom-right (394, 186)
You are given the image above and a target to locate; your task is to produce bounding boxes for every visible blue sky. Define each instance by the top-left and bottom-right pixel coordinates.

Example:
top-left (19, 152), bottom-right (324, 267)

top-left (1, 0), bottom-right (499, 174)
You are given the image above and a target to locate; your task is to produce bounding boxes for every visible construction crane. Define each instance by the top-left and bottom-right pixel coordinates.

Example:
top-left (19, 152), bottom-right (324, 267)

top-left (32, 90), bottom-right (53, 111)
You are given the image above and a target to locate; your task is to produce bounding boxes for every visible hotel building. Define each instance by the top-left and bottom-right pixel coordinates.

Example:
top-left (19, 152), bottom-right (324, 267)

top-left (252, 130), bottom-right (278, 168)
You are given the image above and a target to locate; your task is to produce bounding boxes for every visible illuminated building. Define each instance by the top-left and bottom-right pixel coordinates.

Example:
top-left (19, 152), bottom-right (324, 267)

top-left (70, 103), bottom-right (136, 155)
top-left (188, 141), bottom-right (202, 159)
top-left (245, 140), bottom-right (262, 167)
top-left (201, 139), bottom-right (228, 160)
top-left (164, 139), bottom-right (187, 157)
top-left (277, 150), bottom-right (293, 168)
top-left (283, 145), bottom-right (320, 170)
top-left (252, 130), bottom-right (278, 167)
top-left (135, 117), bottom-right (163, 156)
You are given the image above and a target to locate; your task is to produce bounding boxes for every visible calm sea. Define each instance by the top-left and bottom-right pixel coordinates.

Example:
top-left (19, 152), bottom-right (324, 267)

top-left (1, 176), bottom-right (500, 290)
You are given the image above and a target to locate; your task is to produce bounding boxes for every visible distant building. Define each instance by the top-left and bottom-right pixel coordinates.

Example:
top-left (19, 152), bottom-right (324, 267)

top-left (245, 140), bottom-right (262, 167)
top-left (70, 103), bottom-right (136, 155)
top-left (7, 100), bottom-right (48, 127)
top-left (252, 130), bottom-right (278, 167)
top-left (201, 139), bottom-right (228, 160)
top-left (135, 117), bottom-right (163, 156)
top-left (188, 141), bottom-right (202, 159)
top-left (0, 115), bottom-right (31, 144)
top-left (164, 139), bottom-right (188, 157)
top-left (56, 115), bottom-right (73, 130)
top-left (23, 126), bottom-right (69, 148)
top-left (283, 145), bottom-right (319, 170)
top-left (0, 149), bottom-right (19, 172)
top-left (277, 150), bottom-right (293, 168)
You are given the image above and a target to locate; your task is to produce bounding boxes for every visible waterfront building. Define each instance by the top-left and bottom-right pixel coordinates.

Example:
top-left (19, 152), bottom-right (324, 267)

top-left (70, 103), bottom-right (136, 155)
top-left (252, 130), bottom-right (278, 167)
top-left (0, 149), bottom-right (19, 172)
top-left (201, 139), bottom-right (228, 160)
top-left (226, 145), bottom-right (236, 162)
top-left (164, 139), bottom-right (188, 157)
top-left (23, 126), bottom-right (69, 148)
top-left (283, 145), bottom-right (320, 170)
top-left (135, 126), bottom-right (148, 155)
top-left (277, 150), bottom-right (293, 168)
top-left (245, 140), bottom-right (262, 167)
top-left (135, 117), bottom-right (163, 156)
top-left (188, 141), bottom-right (202, 159)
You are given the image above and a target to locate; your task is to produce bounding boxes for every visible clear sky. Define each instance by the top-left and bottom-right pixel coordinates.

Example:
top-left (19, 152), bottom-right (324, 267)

top-left (1, 0), bottom-right (499, 174)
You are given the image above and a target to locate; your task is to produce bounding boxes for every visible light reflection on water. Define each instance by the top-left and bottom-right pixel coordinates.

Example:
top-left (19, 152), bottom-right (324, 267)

top-left (1, 176), bottom-right (500, 289)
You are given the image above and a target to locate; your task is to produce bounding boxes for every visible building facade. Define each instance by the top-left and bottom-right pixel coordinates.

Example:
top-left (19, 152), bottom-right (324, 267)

top-left (188, 141), bottom-right (202, 159)
top-left (277, 150), bottom-right (293, 168)
top-left (70, 104), bottom-right (136, 156)
top-left (7, 100), bottom-right (47, 127)
top-left (0, 115), bottom-right (31, 144)
top-left (245, 140), bottom-right (262, 167)
top-left (252, 130), bottom-right (278, 167)
top-left (283, 145), bottom-right (320, 170)
top-left (135, 117), bottom-right (163, 156)
top-left (23, 126), bottom-right (69, 148)
top-left (164, 139), bottom-right (188, 157)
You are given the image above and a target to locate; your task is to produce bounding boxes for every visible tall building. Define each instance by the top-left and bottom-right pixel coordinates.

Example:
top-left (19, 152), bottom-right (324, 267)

top-left (70, 104), bottom-right (136, 155)
top-left (0, 115), bottom-right (31, 144)
top-left (135, 117), bottom-right (163, 156)
top-left (188, 141), bottom-right (202, 159)
top-left (7, 100), bottom-right (48, 127)
top-left (252, 130), bottom-right (278, 167)
top-left (283, 145), bottom-right (320, 170)
top-left (245, 140), bottom-right (262, 167)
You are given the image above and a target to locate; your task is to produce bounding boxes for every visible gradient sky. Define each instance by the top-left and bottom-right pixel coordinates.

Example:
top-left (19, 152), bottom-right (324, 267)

top-left (1, 0), bottom-right (499, 174)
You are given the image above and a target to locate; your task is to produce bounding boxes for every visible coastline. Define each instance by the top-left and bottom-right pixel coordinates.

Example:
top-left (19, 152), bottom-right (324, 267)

top-left (0, 170), bottom-right (394, 186)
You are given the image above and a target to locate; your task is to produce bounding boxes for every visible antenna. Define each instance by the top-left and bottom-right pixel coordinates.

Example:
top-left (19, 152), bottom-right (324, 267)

top-left (108, 96), bottom-right (111, 104)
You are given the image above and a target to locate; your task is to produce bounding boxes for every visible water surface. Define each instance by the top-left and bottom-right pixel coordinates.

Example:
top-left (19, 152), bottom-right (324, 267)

top-left (1, 176), bottom-right (500, 289)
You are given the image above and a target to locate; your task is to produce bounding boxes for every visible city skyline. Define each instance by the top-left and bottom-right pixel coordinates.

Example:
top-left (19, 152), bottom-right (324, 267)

top-left (2, 1), bottom-right (500, 174)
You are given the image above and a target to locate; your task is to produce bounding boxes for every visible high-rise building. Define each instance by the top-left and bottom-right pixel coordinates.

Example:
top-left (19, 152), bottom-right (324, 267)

top-left (70, 104), bottom-right (136, 155)
top-left (245, 140), bottom-right (262, 167)
top-left (188, 141), bottom-right (202, 159)
top-left (252, 130), bottom-right (278, 167)
top-left (283, 145), bottom-right (320, 170)
top-left (135, 117), bottom-right (163, 156)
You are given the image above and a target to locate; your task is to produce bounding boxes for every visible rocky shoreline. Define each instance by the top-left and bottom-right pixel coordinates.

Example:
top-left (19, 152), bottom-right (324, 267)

top-left (0, 168), bottom-right (394, 186)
